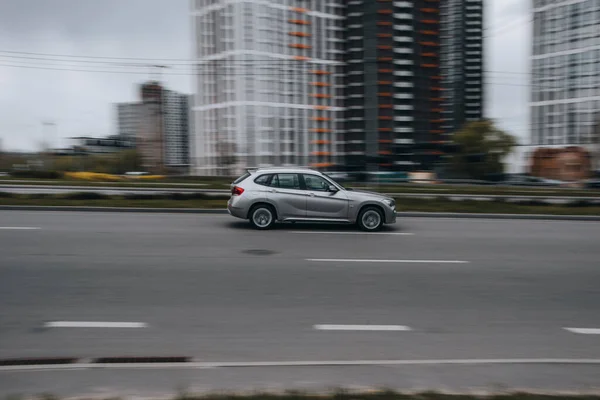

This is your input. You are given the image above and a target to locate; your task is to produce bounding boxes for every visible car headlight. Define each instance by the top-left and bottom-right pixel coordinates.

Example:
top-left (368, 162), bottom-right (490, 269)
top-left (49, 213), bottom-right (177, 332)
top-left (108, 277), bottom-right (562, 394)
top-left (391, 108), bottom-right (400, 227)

top-left (383, 199), bottom-right (395, 209)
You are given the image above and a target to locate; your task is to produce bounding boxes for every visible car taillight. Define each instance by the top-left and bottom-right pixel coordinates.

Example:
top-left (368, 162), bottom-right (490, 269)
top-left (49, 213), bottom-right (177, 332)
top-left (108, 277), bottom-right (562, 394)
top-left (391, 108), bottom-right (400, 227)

top-left (232, 186), bottom-right (244, 196)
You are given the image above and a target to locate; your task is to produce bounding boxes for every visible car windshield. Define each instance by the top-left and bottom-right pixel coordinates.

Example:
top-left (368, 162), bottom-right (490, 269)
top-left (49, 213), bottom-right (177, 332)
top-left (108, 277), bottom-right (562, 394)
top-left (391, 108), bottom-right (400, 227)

top-left (323, 173), bottom-right (347, 189)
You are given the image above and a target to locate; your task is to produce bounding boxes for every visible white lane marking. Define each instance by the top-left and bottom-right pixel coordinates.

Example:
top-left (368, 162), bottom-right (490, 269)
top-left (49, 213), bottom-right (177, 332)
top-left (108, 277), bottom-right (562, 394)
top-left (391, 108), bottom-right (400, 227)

top-left (4, 358), bottom-right (600, 372)
top-left (564, 327), bottom-right (600, 335)
top-left (44, 321), bottom-right (147, 329)
top-left (307, 259), bottom-right (469, 264)
top-left (289, 231), bottom-right (414, 236)
top-left (314, 324), bottom-right (411, 331)
top-left (0, 227), bottom-right (41, 230)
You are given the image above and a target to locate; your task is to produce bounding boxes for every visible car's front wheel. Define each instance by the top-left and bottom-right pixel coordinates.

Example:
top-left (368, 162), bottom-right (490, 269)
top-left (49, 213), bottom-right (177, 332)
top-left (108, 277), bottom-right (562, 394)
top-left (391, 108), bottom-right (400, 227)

top-left (357, 206), bottom-right (383, 232)
top-left (249, 205), bottom-right (276, 230)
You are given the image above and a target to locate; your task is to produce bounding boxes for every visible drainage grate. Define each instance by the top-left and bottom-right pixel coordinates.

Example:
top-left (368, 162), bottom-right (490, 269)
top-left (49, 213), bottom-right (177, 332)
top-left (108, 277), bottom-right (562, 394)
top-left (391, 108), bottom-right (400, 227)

top-left (93, 356), bottom-right (191, 364)
top-left (0, 357), bottom-right (78, 366)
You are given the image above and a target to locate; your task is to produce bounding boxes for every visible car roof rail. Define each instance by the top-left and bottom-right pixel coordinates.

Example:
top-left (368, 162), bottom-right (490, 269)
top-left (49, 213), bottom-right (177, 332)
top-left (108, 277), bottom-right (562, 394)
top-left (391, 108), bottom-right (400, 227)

top-left (256, 166), bottom-right (316, 171)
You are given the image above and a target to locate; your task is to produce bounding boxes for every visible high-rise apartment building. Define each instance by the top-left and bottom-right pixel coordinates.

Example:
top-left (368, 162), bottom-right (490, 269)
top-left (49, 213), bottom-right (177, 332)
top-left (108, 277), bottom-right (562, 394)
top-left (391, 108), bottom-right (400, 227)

top-left (116, 82), bottom-right (191, 172)
top-left (344, 0), bottom-right (484, 173)
top-left (530, 0), bottom-right (600, 150)
top-left (116, 102), bottom-right (141, 143)
top-left (344, 0), bottom-right (449, 172)
top-left (163, 91), bottom-right (191, 168)
top-left (441, 0), bottom-right (484, 135)
top-left (191, 0), bottom-right (345, 176)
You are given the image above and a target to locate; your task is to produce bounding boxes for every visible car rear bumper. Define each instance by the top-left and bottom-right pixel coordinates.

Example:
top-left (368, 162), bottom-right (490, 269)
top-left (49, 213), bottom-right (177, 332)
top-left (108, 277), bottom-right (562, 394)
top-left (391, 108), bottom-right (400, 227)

top-left (227, 200), bottom-right (247, 219)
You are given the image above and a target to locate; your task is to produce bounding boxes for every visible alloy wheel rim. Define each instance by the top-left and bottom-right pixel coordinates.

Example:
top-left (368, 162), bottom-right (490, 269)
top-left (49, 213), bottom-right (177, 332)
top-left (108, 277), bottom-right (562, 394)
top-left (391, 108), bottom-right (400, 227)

top-left (253, 208), bottom-right (272, 227)
top-left (362, 210), bottom-right (381, 230)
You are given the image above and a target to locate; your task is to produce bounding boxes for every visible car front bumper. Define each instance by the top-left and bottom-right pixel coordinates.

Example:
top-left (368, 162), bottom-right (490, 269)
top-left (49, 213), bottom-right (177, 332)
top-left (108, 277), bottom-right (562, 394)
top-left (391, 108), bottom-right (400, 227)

top-left (385, 207), bottom-right (397, 224)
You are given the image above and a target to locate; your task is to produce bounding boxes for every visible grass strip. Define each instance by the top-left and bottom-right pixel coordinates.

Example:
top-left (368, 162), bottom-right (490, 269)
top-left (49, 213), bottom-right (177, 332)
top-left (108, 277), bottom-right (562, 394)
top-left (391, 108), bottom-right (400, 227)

top-left (0, 193), bottom-right (599, 215)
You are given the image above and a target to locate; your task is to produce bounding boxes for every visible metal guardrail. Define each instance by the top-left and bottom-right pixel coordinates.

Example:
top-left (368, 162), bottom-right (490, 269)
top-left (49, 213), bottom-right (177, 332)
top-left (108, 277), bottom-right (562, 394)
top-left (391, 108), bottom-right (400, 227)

top-left (1, 184), bottom-right (600, 204)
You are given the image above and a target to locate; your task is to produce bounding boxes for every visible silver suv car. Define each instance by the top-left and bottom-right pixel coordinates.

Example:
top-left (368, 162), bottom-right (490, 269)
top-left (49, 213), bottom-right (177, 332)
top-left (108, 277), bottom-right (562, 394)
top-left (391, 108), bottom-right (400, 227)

top-left (227, 168), bottom-right (396, 231)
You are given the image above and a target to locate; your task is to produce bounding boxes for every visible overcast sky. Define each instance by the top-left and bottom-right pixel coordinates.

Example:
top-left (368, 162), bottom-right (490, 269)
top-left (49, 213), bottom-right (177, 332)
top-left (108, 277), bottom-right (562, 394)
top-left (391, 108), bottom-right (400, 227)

top-left (0, 0), bottom-right (530, 152)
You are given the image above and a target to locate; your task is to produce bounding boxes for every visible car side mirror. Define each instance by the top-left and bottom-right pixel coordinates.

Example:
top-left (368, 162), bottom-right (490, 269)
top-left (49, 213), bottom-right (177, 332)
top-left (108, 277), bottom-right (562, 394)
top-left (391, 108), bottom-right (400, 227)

top-left (328, 185), bottom-right (339, 193)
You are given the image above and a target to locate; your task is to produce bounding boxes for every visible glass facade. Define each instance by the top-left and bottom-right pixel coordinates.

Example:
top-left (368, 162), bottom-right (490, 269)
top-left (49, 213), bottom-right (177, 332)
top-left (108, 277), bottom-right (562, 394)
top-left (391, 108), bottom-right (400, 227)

top-left (530, 0), bottom-right (600, 146)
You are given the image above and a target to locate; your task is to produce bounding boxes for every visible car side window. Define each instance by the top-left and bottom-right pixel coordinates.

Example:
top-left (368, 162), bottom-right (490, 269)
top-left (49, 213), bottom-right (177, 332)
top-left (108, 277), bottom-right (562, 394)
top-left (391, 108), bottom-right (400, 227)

top-left (254, 174), bottom-right (272, 186)
top-left (272, 174), bottom-right (300, 189)
top-left (303, 174), bottom-right (331, 192)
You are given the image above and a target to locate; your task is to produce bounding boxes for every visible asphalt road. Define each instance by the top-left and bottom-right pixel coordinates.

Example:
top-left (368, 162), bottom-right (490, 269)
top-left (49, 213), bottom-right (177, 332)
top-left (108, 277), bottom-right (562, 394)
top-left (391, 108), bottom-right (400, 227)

top-left (1, 212), bottom-right (599, 395)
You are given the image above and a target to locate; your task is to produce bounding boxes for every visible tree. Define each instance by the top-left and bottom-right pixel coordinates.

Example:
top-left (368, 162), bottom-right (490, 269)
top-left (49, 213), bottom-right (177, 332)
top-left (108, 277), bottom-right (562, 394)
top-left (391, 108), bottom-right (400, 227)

top-left (450, 120), bottom-right (517, 180)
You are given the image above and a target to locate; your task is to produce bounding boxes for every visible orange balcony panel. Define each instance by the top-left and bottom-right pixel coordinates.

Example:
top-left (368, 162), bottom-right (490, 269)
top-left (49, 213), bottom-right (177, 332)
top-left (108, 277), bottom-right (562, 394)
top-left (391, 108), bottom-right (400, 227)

top-left (420, 41), bottom-right (439, 46)
top-left (431, 119), bottom-right (444, 123)
top-left (378, 128), bottom-right (392, 132)
top-left (289, 19), bottom-right (311, 25)
top-left (311, 162), bottom-right (334, 168)
top-left (430, 97), bottom-right (443, 101)
top-left (421, 8), bottom-right (440, 13)
top-left (378, 80), bottom-right (393, 85)
top-left (432, 75), bottom-right (442, 80)
top-left (378, 92), bottom-right (392, 96)
top-left (379, 116), bottom-right (393, 120)
top-left (310, 70), bottom-right (330, 75)
top-left (312, 151), bottom-right (332, 156)
top-left (421, 63), bottom-right (439, 68)
top-left (379, 151), bottom-right (392, 155)
top-left (420, 30), bottom-right (439, 35)
top-left (310, 128), bottom-right (332, 133)
top-left (377, 33), bottom-right (393, 38)
top-left (310, 82), bottom-right (331, 87)
top-left (378, 9), bottom-right (393, 14)
top-left (379, 163), bottom-right (394, 167)
top-left (311, 140), bottom-right (331, 145)
top-left (378, 57), bottom-right (393, 62)
top-left (289, 31), bottom-right (311, 37)
top-left (421, 20), bottom-right (440, 24)
top-left (314, 105), bottom-right (330, 110)
top-left (377, 45), bottom-right (393, 50)
top-left (377, 21), bottom-right (393, 26)
top-left (430, 130), bottom-right (444, 134)
top-left (379, 139), bottom-right (393, 143)
top-left (431, 86), bottom-right (442, 91)
top-left (291, 7), bottom-right (308, 12)
top-left (378, 69), bottom-right (393, 73)
top-left (421, 52), bottom-right (438, 57)
top-left (311, 117), bottom-right (331, 121)
top-left (293, 56), bottom-right (310, 61)
top-left (311, 93), bottom-right (331, 99)
top-left (432, 108), bottom-right (443, 112)
top-left (289, 43), bottom-right (311, 49)
top-left (379, 104), bottom-right (393, 109)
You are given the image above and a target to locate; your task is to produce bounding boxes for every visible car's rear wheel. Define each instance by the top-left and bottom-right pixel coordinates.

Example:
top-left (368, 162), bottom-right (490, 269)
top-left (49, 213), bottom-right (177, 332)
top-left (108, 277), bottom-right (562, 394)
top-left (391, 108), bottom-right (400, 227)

top-left (249, 205), bottom-right (275, 230)
top-left (357, 206), bottom-right (383, 232)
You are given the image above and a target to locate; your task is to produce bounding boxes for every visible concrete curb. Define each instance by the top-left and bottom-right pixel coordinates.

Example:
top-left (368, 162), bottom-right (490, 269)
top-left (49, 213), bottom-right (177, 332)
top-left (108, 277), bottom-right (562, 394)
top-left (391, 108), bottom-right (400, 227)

top-left (1, 205), bottom-right (599, 221)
